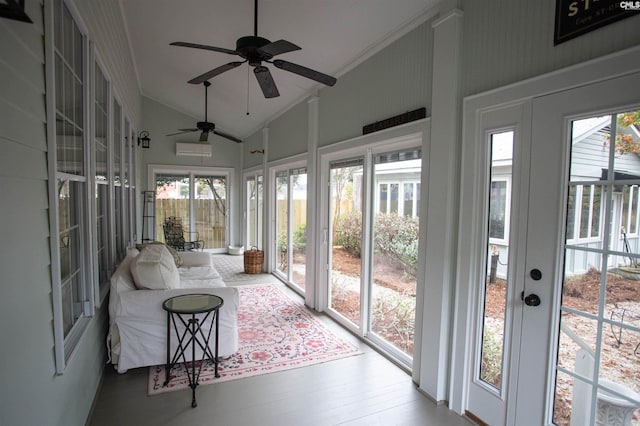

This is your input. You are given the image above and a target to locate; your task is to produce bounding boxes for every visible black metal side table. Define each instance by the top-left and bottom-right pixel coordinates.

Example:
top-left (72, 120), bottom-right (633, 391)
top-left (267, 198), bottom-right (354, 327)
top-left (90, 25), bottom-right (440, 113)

top-left (162, 293), bottom-right (223, 408)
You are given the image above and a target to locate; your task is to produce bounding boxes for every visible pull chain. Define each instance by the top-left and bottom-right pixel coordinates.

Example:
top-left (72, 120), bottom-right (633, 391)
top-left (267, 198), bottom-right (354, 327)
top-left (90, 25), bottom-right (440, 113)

top-left (246, 65), bottom-right (250, 116)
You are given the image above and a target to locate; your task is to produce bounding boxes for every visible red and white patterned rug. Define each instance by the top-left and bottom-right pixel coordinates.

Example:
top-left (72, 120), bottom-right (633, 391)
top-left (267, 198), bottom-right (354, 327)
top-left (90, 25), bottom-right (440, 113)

top-left (148, 283), bottom-right (362, 395)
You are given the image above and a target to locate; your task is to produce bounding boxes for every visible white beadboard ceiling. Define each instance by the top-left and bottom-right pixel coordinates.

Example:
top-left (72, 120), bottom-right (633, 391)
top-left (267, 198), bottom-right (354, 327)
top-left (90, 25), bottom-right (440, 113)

top-left (119, 0), bottom-right (441, 141)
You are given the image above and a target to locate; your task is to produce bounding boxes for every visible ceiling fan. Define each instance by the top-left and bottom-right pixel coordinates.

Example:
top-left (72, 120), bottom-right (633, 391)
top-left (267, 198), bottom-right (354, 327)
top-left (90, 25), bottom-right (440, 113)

top-left (170, 0), bottom-right (337, 98)
top-left (166, 81), bottom-right (242, 143)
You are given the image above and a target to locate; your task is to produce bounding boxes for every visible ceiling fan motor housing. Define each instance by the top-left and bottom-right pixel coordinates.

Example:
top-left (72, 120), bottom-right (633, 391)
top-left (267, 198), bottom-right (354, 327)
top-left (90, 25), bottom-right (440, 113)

top-left (236, 35), bottom-right (272, 65)
top-left (197, 121), bottom-right (215, 131)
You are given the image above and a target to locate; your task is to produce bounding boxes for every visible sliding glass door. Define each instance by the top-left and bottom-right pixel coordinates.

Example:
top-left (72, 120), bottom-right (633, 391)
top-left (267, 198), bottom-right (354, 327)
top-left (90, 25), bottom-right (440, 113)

top-left (245, 172), bottom-right (263, 250)
top-left (195, 175), bottom-right (227, 250)
top-left (370, 150), bottom-right (420, 357)
top-left (323, 141), bottom-right (423, 367)
top-left (329, 158), bottom-right (364, 325)
top-left (274, 165), bottom-right (308, 292)
top-left (151, 166), bottom-right (231, 253)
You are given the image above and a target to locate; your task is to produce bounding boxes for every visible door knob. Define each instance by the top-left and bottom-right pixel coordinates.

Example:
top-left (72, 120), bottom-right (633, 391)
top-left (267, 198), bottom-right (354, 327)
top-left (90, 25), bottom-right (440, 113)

top-left (523, 293), bottom-right (541, 306)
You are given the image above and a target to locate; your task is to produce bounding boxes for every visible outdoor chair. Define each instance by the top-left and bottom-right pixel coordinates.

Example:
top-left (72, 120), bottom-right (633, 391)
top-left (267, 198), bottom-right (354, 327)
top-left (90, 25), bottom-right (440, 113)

top-left (162, 216), bottom-right (204, 251)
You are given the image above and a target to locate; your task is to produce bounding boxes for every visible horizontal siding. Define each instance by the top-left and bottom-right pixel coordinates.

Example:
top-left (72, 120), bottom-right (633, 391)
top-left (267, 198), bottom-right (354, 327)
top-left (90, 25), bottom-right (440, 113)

top-left (0, 1), bottom-right (57, 425)
top-left (0, 55), bottom-right (46, 128)
top-left (0, 138), bottom-right (48, 179)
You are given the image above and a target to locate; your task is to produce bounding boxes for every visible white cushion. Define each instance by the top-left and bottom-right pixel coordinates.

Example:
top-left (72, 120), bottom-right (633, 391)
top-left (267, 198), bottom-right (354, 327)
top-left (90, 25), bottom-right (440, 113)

top-left (130, 244), bottom-right (180, 290)
top-left (110, 249), bottom-right (139, 294)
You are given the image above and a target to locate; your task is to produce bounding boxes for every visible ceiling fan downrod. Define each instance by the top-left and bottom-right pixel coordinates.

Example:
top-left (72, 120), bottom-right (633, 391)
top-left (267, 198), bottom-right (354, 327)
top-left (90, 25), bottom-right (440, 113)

top-left (253, 0), bottom-right (258, 37)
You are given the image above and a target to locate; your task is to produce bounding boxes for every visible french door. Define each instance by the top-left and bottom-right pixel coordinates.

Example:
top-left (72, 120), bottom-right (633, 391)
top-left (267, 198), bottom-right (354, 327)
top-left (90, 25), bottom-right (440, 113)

top-left (466, 72), bottom-right (640, 425)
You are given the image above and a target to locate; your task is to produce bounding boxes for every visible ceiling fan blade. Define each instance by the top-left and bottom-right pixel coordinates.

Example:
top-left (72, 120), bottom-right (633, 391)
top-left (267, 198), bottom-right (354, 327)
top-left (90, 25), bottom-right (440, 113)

top-left (166, 129), bottom-right (198, 136)
top-left (188, 61), bottom-right (245, 85)
top-left (213, 129), bottom-right (242, 143)
top-left (170, 41), bottom-right (239, 56)
top-left (254, 66), bottom-right (280, 98)
top-left (199, 131), bottom-right (209, 142)
top-left (273, 59), bottom-right (337, 87)
top-left (258, 39), bottom-right (301, 58)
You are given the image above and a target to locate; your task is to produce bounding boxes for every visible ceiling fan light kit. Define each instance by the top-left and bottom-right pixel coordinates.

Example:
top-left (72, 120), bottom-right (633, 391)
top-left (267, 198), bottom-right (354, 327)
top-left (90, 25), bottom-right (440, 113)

top-left (170, 0), bottom-right (337, 99)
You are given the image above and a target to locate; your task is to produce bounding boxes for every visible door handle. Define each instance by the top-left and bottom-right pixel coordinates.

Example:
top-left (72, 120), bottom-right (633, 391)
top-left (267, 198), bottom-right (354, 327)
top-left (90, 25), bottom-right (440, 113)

top-left (521, 292), bottom-right (541, 306)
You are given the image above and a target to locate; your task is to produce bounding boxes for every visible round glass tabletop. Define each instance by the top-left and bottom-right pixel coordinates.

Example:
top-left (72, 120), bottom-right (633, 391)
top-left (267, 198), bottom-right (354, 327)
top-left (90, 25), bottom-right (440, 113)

top-left (162, 294), bottom-right (223, 314)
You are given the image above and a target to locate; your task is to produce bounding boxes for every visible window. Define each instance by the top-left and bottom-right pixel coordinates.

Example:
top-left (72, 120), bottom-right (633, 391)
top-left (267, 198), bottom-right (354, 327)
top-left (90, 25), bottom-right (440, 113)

top-left (489, 179), bottom-right (508, 240)
top-left (47, 0), bottom-right (93, 372)
top-left (374, 150), bottom-right (421, 218)
top-left (566, 184), bottom-right (602, 241)
top-left (113, 101), bottom-right (123, 261)
top-left (621, 185), bottom-right (639, 235)
top-left (94, 62), bottom-right (111, 298)
top-left (47, 0), bottom-right (138, 372)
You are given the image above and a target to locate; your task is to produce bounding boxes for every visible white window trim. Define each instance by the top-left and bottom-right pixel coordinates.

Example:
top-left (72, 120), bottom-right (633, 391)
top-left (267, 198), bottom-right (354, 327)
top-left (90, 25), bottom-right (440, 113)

top-left (45, 0), bottom-right (94, 374)
top-left (242, 170), bottom-right (264, 250)
top-left (622, 185), bottom-right (639, 236)
top-left (566, 184), bottom-right (603, 244)
top-left (376, 179), bottom-right (421, 217)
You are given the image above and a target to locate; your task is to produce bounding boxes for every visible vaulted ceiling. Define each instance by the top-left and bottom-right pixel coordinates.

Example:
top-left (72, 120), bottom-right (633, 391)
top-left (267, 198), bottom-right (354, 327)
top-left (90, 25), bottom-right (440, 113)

top-left (120, 0), bottom-right (440, 141)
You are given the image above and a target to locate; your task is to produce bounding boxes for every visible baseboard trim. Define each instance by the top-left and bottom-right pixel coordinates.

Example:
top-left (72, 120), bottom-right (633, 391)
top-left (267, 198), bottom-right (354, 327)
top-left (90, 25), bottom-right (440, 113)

top-left (464, 410), bottom-right (489, 426)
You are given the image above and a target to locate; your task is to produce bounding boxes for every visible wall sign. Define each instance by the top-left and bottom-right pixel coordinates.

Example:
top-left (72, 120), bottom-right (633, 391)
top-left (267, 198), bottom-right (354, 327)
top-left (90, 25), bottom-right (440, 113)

top-left (363, 107), bottom-right (426, 135)
top-left (0, 0), bottom-right (33, 23)
top-left (554, 0), bottom-right (639, 45)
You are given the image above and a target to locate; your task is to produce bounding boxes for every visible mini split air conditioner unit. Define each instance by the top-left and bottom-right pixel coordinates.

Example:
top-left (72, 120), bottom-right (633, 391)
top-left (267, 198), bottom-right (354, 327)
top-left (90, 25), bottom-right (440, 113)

top-left (176, 142), bottom-right (212, 157)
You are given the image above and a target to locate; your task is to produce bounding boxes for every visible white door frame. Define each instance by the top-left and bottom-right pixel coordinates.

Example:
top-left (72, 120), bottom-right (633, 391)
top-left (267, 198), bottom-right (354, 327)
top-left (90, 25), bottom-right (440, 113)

top-left (147, 164), bottom-right (234, 253)
top-left (450, 45), bottom-right (640, 421)
top-left (316, 121), bottom-right (428, 370)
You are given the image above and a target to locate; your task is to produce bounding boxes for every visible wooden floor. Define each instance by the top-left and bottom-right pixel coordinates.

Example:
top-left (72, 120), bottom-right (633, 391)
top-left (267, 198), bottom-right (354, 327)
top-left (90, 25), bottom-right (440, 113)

top-left (89, 266), bottom-right (473, 426)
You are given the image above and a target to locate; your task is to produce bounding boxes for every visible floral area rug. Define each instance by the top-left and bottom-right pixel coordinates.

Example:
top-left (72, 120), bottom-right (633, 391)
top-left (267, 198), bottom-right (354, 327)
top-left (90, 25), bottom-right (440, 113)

top-left (148, 283), bottom-right (362, 395)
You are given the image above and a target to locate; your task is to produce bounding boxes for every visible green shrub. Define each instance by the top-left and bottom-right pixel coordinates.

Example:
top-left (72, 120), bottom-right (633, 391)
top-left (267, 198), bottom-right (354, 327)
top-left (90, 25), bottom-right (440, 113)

top-left (334, 212), bottom-right (419, 277)
top-left (293, 224), bottom-right (306, 251)
top-left (374, 213), bottom-right (418, 277)
top-left (480, 328), bottom-right (503, 389)
top-left (335, 212), bottom-right (362, 257)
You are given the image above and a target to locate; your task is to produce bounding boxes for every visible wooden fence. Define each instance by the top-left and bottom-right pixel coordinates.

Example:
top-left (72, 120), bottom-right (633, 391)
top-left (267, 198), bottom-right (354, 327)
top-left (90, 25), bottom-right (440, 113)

top-left (156, 199), bottom-right (226, 249)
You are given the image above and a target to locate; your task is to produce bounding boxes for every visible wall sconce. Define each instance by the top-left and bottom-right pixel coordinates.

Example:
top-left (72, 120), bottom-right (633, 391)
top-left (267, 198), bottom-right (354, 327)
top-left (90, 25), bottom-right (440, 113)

top-left (250, 149), bottom-right (264, 154)
top-left (137, 131), bottom-right (151, 149)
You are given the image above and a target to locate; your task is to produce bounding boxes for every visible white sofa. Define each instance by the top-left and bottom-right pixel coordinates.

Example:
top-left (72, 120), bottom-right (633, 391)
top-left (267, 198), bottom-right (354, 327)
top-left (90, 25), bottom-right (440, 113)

top-left (107, 246), bottom-right (239, 373)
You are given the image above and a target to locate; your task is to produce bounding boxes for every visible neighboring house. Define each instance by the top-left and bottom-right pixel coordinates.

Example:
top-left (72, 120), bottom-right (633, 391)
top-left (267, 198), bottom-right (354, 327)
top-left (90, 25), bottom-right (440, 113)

top-left (490, 118), bottom-right (640, 280)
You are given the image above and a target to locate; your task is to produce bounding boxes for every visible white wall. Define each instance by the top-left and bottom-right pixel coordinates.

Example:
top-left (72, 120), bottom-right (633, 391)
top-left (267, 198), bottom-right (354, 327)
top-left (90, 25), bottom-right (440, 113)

top-left (319, 19), bottom-right (434, 146)
top-left (461, 0), bottom-right (640, 96)
top-left (267, 101), bottom-right (309, 162)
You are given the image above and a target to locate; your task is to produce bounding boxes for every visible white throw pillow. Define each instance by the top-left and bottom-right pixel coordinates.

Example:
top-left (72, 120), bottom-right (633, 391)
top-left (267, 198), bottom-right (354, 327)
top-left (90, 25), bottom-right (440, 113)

top-left (130, 244), bottom-right (180, 290)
